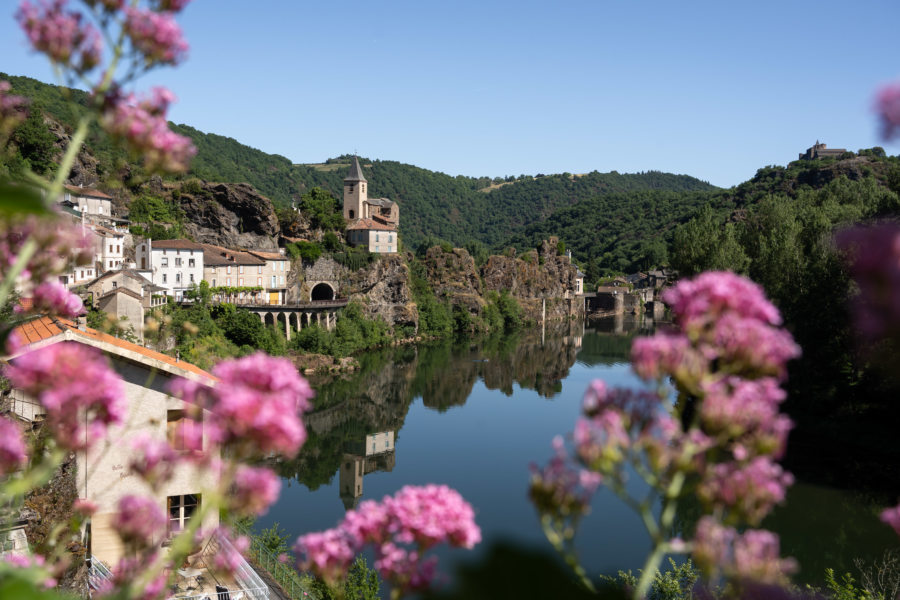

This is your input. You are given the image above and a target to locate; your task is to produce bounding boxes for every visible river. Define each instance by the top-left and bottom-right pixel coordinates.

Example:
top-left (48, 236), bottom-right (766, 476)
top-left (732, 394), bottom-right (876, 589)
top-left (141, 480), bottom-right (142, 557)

top-left (258, 318), bottom-right (898, 588)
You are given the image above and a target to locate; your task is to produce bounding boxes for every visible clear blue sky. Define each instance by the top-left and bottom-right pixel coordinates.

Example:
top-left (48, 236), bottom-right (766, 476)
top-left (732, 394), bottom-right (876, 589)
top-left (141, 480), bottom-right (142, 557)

top-left (1, 0), bottom-right (898, 187)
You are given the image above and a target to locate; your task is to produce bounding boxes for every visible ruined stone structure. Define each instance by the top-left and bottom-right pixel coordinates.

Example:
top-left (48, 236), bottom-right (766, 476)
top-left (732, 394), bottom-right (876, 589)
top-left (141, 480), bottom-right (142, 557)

top-left (799, 141), bottom-right (847, 160)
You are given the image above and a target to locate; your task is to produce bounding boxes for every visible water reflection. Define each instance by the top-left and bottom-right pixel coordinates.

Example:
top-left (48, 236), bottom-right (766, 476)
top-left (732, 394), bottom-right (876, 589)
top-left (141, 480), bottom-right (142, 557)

top-left (339, 432), bottom-right (396, 510)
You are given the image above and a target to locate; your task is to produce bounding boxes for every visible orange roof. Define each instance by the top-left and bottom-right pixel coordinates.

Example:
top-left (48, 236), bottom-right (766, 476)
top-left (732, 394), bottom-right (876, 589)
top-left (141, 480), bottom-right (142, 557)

top-left (247, 250), bottom-right (286, 261)
top-left (346, 218), bottom-right (397, 232)
top-left (8, 316), bottom-right (215, 382)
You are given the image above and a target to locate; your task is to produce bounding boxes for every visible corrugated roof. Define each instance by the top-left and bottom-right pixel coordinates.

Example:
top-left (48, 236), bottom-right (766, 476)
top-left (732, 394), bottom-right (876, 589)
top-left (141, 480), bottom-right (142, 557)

top-left (344, 156), bottom-right (367, 182)
top-left (64, 185), bottom-right (113, 199)
top-left (346, 218), bottom-right (397, 232)
top-left (7, 316), bottom-right (214, 382)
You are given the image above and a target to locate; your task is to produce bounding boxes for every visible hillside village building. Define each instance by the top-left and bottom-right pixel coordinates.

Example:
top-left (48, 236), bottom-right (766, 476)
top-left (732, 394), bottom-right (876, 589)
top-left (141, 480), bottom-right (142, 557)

top-left (61, 185), bottom-right (113, 218)
top-left (201, 244), bottom-right (289, 304)
top-left (135, 239), bottom-right (205, 300)
top-left (799, 141), bottom-right (847, 160)
top-left (3, 317), bottom-right (268, 598)
top-left (84, 269), bottom-right (167, 341)
top-left (343, 157), bottom-right (399, 253)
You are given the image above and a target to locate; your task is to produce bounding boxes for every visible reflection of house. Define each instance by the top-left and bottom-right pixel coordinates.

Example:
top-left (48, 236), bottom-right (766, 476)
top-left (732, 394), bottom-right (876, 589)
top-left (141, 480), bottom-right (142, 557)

top-left (135, 239), bottom-right (205, 300)
top-left (5, 317), bottom-right (219, 568)
top-left (343, 157), bottom-right (399, 254)
top-left (339, 431), bottom-right (396, 510)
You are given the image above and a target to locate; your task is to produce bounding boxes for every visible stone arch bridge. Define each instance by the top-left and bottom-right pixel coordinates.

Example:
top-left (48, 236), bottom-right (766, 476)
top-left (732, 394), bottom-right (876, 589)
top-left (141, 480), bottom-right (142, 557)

top-left (247, 299), bottom-right (349, 341)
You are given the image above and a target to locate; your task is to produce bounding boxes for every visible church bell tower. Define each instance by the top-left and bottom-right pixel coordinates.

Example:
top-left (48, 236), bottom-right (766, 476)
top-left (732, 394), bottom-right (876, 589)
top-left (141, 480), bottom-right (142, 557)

top-left (343, 156), bottom-right (367, 220)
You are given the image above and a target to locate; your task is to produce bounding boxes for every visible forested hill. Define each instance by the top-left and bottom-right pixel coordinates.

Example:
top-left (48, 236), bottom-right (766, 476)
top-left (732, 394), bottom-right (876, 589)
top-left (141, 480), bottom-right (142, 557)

top-left (1, 73), bottom-right (715, 251)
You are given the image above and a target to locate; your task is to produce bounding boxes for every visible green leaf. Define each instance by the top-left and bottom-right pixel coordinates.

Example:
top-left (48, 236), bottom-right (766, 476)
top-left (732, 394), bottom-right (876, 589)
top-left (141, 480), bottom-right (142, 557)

top-left (0, 181), bottom-right (49, 216)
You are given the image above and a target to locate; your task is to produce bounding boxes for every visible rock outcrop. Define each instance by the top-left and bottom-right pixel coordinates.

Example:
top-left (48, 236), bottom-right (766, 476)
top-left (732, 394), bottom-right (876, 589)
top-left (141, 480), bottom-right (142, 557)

top-left (480, 237), bottom-right (578, 321)
top-left (421, 246), bottom-right (485, 317)
top-left (348, 254), bottom-right (418, 332)
top-left (179, 182), bottom-right (280, 250)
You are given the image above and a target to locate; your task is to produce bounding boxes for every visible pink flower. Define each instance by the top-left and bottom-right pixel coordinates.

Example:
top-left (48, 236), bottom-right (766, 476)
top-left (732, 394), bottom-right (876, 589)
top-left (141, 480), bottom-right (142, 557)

top-left (0, 215), bottom-right (94, 287)
top-left (529, 435), bottom-right (599, 518)
top-left (129, 433), bottom-right (178, 485)
top-left (880, 503), bottom-right (900, 537)
top-left (231, 466), bottom-right (281, 516)
top-left (99, 87), bottom-right (196, 173)
top-left (29, 280), bottom-right (84, 317)
top-left (295, 529), bottom-right (356, 586)
top-left (663, 271), bottom-right (782, 331)
top-left (384, 484), bottom-right (481, 550)
top-left (73, 498), bottom-right (98, 517)
top-left (0, 80), bottom-right (29, 138)
top-left (170, 352), bottom-right (314, 458)
top-left (113, 495), bottom-right (166, 546)
top-left (211, 528), bottom-right (250, 576)
top-left (573, 412), bottom-right (629, 471)
top-left (342, 499), bottom-right (391, 545)
top-left (631, 332), bottom-right (707, 383)
top-left (693, 517), bottom-right (796, 584)
top-left (5, 342), bottom-right (125, 450)
top-left (698, 457), bottom-right (794, 525)
top-left (875, 82), bottom-right (900, 141)
top-left (0, 417), bottom-right (27, 475)
top-left (17, 0), bottom-right (103, 73)
top-left (706, 314), bottom-right (800, 380)
top-left (123, 7), bottom-right (188, 65)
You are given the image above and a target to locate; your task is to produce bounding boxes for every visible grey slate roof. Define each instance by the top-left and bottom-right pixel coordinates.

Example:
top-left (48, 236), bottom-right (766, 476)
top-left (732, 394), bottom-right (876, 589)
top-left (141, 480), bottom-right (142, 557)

top-left (366, 198), bottom-right (394, 208)
top-left (344, 156), bottom-right (367, 182)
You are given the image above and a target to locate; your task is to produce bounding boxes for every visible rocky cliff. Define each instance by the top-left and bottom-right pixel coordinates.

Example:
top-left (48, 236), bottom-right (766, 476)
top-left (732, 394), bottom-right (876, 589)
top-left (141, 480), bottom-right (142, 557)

top-left (179, 181), bottom-right (280, 250)
top-left (347, 254), bottom-right (418, 333)
top-left (421, 246), bottom-right (485, 318)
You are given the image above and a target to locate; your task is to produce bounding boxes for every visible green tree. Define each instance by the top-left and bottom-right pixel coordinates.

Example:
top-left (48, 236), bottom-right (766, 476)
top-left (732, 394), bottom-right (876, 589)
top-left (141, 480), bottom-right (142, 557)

top-left (12, 108), bottom-right (57, 175)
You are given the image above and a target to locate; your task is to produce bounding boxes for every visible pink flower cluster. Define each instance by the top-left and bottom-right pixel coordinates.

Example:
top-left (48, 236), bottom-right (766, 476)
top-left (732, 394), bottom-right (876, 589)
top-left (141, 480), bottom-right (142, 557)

top-left (880, 504), bottom-right (900, 537)
top-left (835, 223), bottom-right (900, 344)
top-left (295, 484), bottom-right (480, 594)
top-left (170, 352), bottom-right (314, 458)
top-left (129, 433), bottom-right (178, 487)
top-left (231, 465), bottom-right (281, 516)
top-left (529, 435), bottom-right (602, 519)
top-left (100, 87), bottom-right (196, 173)
top-left (0, 417), bottom-right (27, 475)
top-left (692, 517), bottom-right (797, 585)
top-left (0, 80), bottom-right (28, 139)
top-left (0, 215), bottom-right (93, 288)
top-left (875, 83), bottom-right (900, 141)
top-left (24, 280), bottom-right (84, 317)
top-left (4, 342), bottom-right (125, 450)
top-left (113, 495), bottom-right (166, 547)
top-left (17, 0), bottom-right (102, 74)
top-left (123, 7), bottom-right (188, 66)
top-left (697, 457), bottom-right (794, 526)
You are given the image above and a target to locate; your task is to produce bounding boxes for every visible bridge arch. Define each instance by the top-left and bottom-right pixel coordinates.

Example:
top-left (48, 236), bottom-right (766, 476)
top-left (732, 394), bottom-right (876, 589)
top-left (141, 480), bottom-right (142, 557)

top-left (311, 282), bottom-right (335, 301)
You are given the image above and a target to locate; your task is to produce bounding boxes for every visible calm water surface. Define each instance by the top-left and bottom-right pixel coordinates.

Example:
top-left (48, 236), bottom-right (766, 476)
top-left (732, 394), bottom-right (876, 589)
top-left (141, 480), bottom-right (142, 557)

top-left (259, 319), bottom-right (896, 585)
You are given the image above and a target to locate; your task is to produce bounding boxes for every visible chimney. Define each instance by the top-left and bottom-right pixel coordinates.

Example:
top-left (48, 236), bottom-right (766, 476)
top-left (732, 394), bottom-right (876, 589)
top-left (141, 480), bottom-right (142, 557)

top-left (77, 315), bottom-right (87, 331)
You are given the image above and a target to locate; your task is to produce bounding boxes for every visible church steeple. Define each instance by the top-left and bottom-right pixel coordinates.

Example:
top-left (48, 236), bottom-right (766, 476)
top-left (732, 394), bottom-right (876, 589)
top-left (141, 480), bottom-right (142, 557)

top-left (343, 156), bottom-right (367, 220)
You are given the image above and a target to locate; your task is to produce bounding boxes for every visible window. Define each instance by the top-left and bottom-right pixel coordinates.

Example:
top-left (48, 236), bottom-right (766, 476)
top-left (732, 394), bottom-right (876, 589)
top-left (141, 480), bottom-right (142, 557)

top-left (175, 257), bottom-right (182, 267)
top-left (116, 245), bottom-right (120, 253)
top-left (109, 244), bottom-right (114, 253)
top-left (161, 257), bottom-right (169, 267)
top-left (280, 275), bottom-right (284, 285)
top-left (188, 258), bottom-right (195, 267)
top-left (280, 261), bottom-right (285, 271)
top-left (226, 277), bottom-right (231, 286)
top-left (376, 233), bottom-right (379, 242)
top-left (239, 265), bottom-right (244, 274)
top-left (239, 278), bottom-right (243, 286)
top-left (258, 265), bottom-right (262, 274)
top-left (257, 277), bottom-right (262, 286)
top-left (176, 273), bottom-right (181, 283)
top-left (389, 234), bottom-right (393, 242)
top-left (167, 410), bottom-right (202, 452)
top-left (227, 265), bottom-right (232, 275)
top-left (167, 494), bottom-right (200, 534)
top-left (162, 273), bottom-right (167, 284)
top-left (189, 274), bottom-right (194, 283)
top-left (271, 275), bottom-right (276, 288)
top-left (112, 281), bottom-right (117, 289)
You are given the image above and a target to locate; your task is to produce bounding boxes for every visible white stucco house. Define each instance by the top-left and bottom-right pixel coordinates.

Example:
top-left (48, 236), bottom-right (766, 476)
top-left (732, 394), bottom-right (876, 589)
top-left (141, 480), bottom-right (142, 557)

top-left (135, 239), bottom-right (205, 301)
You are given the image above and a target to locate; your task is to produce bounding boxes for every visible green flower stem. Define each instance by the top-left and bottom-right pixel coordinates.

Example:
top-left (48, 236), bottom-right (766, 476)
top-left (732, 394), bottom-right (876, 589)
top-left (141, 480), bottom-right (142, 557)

top-left (540, 515), bottom-right (597, 593)
top-left (0, 236), bottom-right (37, 311)
top-left (633, 469), bottom-right (686, 600)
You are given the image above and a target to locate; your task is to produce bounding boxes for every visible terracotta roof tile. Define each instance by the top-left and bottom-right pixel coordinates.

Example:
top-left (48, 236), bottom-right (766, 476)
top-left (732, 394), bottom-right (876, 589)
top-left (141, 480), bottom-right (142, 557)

top-left (8, 316), bottom-right (214, 382)
top-left (64, 185), bottom-right (113, 199)
top-left (346, 218), bottom-right (397, 232)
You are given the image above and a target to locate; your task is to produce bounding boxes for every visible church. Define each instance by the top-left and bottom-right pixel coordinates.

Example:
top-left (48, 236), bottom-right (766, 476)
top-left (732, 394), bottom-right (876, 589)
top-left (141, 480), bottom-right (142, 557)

top-left (343, 156), bottom-right (399, 254)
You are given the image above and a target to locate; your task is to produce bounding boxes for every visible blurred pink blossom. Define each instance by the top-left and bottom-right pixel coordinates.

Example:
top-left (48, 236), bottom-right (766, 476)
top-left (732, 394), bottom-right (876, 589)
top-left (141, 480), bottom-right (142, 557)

top-left (129, 433), bottom-right (178, 485)
top-left (693, 517), bottom-right (796, 584)
top-left (73, 498), bottom-right (98, 517)
top-left (0, 215), bottom-right (93, 287)
top-left (698, 457), bottom-right (794, 525)
top-left (875, 83), bottom-right (900, 141)
top-left (123, 7), bottom-right (188, 65)
top-left (17, 0), bottom-right (103, 73)
top-left (5, 342), bottom-right (125, 450)
top-left (664, 271), bottom-right (782, 331)
top-left (113, 495), bottom-right (166, 546)
top-left (232, 465), bottom-right (281, 516)
top-left (170, 352), bottom-right (314, 458)
top-left (880, 503), bottom-right (900, 537)
top-left (0, 80), bottom-right (29, 138)
top-left (27, 280), bottom-right (84, 317)
top-left (0, 417), bottom-right (27, 475)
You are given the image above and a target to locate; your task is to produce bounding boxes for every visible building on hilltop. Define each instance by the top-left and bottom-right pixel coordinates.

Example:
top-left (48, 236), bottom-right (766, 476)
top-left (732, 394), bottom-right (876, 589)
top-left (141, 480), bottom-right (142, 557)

top-left (343, 156), bottom-right (399, 253)
top-left (799, 141), bottom-right (848, 160)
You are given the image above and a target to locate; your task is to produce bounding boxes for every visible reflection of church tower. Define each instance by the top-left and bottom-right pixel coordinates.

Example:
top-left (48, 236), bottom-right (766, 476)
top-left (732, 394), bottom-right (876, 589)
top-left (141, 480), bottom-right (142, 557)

top-left (338, 431), bottom-right (396, 511)
top-left (343, 156), bottom-right (367, 221)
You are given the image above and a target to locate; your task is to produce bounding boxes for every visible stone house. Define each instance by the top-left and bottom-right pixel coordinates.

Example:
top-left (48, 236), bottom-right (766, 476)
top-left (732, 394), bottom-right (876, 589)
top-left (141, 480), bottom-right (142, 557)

top-left (342, 156), bottom-right (399, 253)
top-left (4, 317), bottom-right (218, 567)
top-left (61, 185), bottom-right (113, 218)
top-left (135, 239), bottom-right (205, 301)
top-left (200, 244), bottom-right (267, 303)
top-left (247, 250), bottom-right (290, 305)
top-left (89, 224), bottom-right (126, 272)
top-left (84, 270), bottom-right (167, 341)
top-left (799, 141), bottom-right (847, 160)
